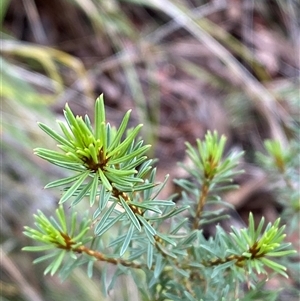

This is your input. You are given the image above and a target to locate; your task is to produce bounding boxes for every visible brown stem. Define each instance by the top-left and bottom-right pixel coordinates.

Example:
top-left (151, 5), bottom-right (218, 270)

top-left (192, 182), bottom-right (210, 229)
top-left (58, 232), bottom-right (148, 270)
top-left (75, 245), bottom-right (147, 270)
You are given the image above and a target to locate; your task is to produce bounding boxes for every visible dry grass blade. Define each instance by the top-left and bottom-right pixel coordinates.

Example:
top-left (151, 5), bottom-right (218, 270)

top-left (22, 0), bottom-right (47, 44)
top-left (1, 40), bottom-right (93, 101)
top-left (0, 247), bottom-right (45, 301)
top-left (149, 0), bottom-right (288, 145)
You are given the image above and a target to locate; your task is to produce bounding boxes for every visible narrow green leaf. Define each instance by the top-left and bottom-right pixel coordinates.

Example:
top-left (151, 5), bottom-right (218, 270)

top-left (154, 254), bottom-right (163, 278)
top-left (59, 171), bottom-right (90, 204)
top-left (108, 145), bottom-right (150, 165)
top-left (137, 159), bottom-right (153, 179)
top-left (267, 250), bottom-right (296, 257)
top-left (108, 124), bottom-right (142, 158)
top-left (84, 115), bottom-right (93, 133)
top-left (106, 123), bottom-right (112, 148)
top-left (105, 166), bottom-right (137, 176)
top-left (64, 104), bottom-right (80, 133)
top-left (137, 215), bottom-right (156, 235)
top-left (109, 174), bottom-right (143, 185)
top-left (147, 205), bottom-right (189, 220)
top-left (147, 242), bottom-right (154, 269)
top-left (118, 177), bottom-right (144, 186)
top-left (35, 149), bottom-right (75, 163)
top-left (45, 173), bottom-right (82, 189)
top-left (87, 259), bottom-right (95, 278)
top-left (58, 144), bottom-right (74, 153)
top-left (230, 231), bottom-right (246, 252)
top-left (89, 174), bottom-right (99, 206)
top-left (155, 232), bottom-right (176, 246)
top-left (22, 245), bottom-right (55, 252)
top-left (88, 143), bottom-right (98, 164)
top-left (211, 260), bottom-right (235, 278)
top-left (252, 258), bottom-right (263, 274)
top-left (95, 94), bottom-right (105, 140)
top-left (52, 162), bottom-right (85, 171)
top-left (107, 110), bottom-right (131, 152)
top-left (170, 218), bottom-right (189, 234)
top-left (248, 212), bottom-right (255, 240)
top-left (65, 151), bottom-right (85, 163)
top-left (127, 248), bottom-right (146, 262)
top-left (70, 211), bottom-right (78, 237)
top-left (255, 216), bottom-right (266, 241)
top-left (72, 227), bottom-right (90, 244)
top-left (105, 173), bottom-right (136, 187)
top-left (149, 175), bottom-right (169, 200)
top-left (100, 122), bottom-right (106, 156)
top-left (44, 253), bottom-right (59, 275)
top-left (56, 206), bottom-right (67, 232)
top-left (163, 293), bottom-right (182, 301)
top-left (94, 201), bottom-right (117, 235)
top-left (179, 230), bottom-right (198, 246)
top-left (71, 178), bottom-right (94, 206)
top-left (32, 252), bottom-right (58, 264)
top-left (120, 223), bottom-right (135, 256)
top-left (123, 156), bottom-right (148, 171)
top-left (77, 116), bottom-right (93, 138)
top-left (108, 232), bottom-right (129, 248)
top-left (57, 120), bottom-right (74, 142)
top-left (144, 227), bottom-right (156, 245)
top-left (95, 212), bottom-right (125, 237)
top-left (184, 291), bottom-right (198, 301)
top-left (98, 185), bottom-right (111, 210)
top-left (260, 257), bottom-right (287, 277)
top-left (111, 181), bottom-right (134, 193)
top-left (144, 200), bottom-right (175, 207)
top-left (119, 197), bottom-right (141, 232)
top-left (98, 168), bottom-right (112, 191)
top-left (128, 201), bottom-right (162, 214)
top-left (50, 250), bottom-right (66, 275)
top-left (38, 122), bottom-right (74, 148)
top-left (243, 229), bottom-right (255, 248)
top-left (100, 265), bottom-right (108, 297)
top-left (69, 124), bottom-right (84, 148)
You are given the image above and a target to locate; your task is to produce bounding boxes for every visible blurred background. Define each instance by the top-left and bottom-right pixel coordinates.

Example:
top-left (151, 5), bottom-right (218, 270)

top-left (1, 0), bottom-right (299, 300)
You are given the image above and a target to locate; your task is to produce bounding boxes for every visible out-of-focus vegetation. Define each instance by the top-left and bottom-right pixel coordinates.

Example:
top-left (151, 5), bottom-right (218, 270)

top-left (1, 0), bottom-right (299, 300)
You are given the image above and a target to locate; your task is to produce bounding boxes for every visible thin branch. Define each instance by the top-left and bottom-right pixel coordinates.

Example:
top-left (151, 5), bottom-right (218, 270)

top-left (75, 245), bottom-right (148, 270)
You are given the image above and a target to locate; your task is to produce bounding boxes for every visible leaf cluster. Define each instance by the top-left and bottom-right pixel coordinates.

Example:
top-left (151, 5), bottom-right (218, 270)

top-left (23, 95), bottom-right (297, 300)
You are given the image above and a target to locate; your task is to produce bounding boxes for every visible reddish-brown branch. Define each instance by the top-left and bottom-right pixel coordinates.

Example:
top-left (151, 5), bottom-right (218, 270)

top-left (193, 182), bottom-right (210, 229)
top-left (74, 245), bottom-right (147, 269)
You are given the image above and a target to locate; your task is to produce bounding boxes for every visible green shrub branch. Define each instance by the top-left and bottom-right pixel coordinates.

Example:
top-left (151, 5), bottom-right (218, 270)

top-left (23, 94), bottom-right (297, 300)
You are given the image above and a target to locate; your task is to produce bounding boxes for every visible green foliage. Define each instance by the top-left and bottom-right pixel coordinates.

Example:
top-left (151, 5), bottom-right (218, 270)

top-left (23, 206), bottom-right (92, 276)
top-left (23, 95), bottom-right (297, 300)
top-left (257, 138), bottom-right (300, 226)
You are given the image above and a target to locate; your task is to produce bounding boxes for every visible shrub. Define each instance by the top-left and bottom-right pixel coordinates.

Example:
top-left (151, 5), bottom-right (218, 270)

top-left (23, 95), bottom-right (297, 300)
